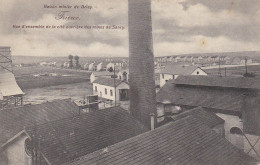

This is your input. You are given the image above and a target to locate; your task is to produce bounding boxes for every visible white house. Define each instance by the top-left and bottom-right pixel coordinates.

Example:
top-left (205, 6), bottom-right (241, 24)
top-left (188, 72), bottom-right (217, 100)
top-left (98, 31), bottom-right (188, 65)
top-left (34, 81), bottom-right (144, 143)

top-left (197, 56), bottom-right (203, 62)
top-left (159, 64), bottom-right (207, 87)
top-left (186, 56), bottom-right (193, 62)
top-left (96, 62), bottom-right (103, 71)
top-left (106, 62), bottom-right (115, 71)
top-left (40, 62), bottom-right (48, 66)
top-left (93, 77), bottom-right (129, 101)
top-left (90, 71), bottom-right (114, 83)
top-left (174, 56), bottom-right (181, 62)
top-left (88, 62), bottom-right (96, 71)
top-left (63, 62), bottom-right (69, 68)
top-left (83, 63), bottom-right (89, 70)
top-left (117, 69), bottom-right (129, 82)
top-left (240, 58), bottom-right (253, 65)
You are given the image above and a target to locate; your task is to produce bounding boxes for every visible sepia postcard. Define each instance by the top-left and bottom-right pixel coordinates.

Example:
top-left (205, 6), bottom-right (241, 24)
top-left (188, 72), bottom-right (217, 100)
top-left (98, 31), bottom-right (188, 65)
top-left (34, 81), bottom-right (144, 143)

top-left (0, 0), bottom-right (260, 164)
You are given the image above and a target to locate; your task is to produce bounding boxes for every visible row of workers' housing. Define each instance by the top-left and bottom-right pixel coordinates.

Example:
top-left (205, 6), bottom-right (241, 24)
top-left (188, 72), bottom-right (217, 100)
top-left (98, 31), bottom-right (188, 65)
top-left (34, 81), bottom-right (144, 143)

top-left (82, 61), bottom-right (128, 71)
top-left (155, 51), bottom-right (259, 67)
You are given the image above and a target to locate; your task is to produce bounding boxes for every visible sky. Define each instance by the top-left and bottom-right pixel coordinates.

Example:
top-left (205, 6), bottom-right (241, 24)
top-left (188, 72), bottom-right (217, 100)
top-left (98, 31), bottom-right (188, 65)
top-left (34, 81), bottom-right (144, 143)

top-left (0, 0), bottom-right (260, 57)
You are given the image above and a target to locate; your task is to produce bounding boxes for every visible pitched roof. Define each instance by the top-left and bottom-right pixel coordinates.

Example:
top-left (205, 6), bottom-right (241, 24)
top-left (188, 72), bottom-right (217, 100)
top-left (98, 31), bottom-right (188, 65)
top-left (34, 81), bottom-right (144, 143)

top-left (160, 64), bottom-right (200, 75)
top-left (174, 76), bottom-right (260, 90)
top-left (171, 107), bottom-right (225, 128)
top-left (66, 116), bottom-right (256, 165)
top-left (0, 99), bottom-right (79, 148)
top-left (93, 77), bottom-right (128, 87)
top-left (25, 106), bottom-right (148, 165)
top-left (157, 77), bottom-right (260, 136)
top-left (156, 79), bottom-right (246, 113)
top-left (91, 71), bottom-right (114, 77)
top-left (0, 70), bottom-right (24, 97)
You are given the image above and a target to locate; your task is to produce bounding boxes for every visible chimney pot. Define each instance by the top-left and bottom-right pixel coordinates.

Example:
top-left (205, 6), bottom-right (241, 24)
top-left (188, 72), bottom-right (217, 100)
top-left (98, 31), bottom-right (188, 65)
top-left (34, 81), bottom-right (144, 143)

top-left (150, 113), bottom-right (155, 130)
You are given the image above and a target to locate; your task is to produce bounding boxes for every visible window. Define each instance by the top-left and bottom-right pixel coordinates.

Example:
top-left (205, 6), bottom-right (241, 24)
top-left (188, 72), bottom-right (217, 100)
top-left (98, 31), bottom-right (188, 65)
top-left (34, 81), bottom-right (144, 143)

top-left (110, 89), bottom-right (113, 96)
top-left (95, 86), bottom-right (97, 92)
top-left (105, 88), bottom-right (107, 95)
top-left (197, 71), bottom-right (199, 75)
top-left (162, 74), bottom-right (164, 79)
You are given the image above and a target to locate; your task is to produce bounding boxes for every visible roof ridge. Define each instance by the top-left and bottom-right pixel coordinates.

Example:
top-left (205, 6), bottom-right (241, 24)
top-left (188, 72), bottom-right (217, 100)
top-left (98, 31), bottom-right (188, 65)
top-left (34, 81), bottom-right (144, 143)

top-left (25, 106), bottom-right (126, 130)
top-left (64, 116), bottom-right (199, 164)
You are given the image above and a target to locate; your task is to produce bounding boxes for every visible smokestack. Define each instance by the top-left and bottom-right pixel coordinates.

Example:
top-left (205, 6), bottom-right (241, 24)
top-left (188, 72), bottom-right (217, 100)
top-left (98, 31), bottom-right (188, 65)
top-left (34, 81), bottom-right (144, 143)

top-left (128, 0), bottom-right (157, 129)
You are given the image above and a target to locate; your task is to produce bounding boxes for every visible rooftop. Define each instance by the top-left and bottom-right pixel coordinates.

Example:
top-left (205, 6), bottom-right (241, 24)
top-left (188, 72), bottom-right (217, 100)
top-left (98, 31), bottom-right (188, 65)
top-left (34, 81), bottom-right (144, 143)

top-left (171, 107), bottom-right (225, 128)
top-left (0, 99), bottom-right (79, 148)
top-left (157, 76), bottom-right (260, 136)
top-left (25, 106), bottom-right (148, 165)
top-left (174, 76), bottom-right (260, 90)
top-left (93, 77), bottom-right (128, 87)
top-left (66, 116), bottom-right (256, 165)
top-left (160, 64), bottom-right (200, 75)
top-left (157, 79), bottom-right (246, 113)
top-left (91, 71), bottom-right (114, 77)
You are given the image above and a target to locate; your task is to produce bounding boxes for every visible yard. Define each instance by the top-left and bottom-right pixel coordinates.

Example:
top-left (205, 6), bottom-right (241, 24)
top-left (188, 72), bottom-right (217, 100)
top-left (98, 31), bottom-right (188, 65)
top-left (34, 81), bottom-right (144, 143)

top-left (13, 66), bottom-right (91, 89)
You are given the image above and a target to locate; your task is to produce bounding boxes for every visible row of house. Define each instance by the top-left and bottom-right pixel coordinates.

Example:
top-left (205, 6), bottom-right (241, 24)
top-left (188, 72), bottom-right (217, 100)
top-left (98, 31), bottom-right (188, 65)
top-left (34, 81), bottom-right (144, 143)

top-left (82, 61), bottom-right (128, 71)
top-left (156, 55), bottom-right (256, 66)
top-left (156, 55), bottom-right (231, 63)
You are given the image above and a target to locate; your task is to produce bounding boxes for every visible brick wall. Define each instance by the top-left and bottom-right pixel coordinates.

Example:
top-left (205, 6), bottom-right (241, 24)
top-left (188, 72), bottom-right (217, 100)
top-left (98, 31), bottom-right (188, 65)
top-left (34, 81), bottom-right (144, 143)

top-left (128, 0), bottom-right (157, 129)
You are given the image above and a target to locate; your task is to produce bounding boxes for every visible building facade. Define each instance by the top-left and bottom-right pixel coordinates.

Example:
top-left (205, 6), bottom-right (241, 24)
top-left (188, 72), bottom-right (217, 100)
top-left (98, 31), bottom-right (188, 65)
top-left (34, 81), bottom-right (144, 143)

top-left (93, 78), bottom-right (129, 101)
top-left (160, 65), bottom-right (207, 87)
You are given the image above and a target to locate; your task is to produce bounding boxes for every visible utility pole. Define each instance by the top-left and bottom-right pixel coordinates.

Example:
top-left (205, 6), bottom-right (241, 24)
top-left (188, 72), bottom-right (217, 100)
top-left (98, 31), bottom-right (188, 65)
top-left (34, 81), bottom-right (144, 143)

top-left (109, 66), bottom-right (116, 107)
top-left (114, 67), bottom-right (116, 106)
top-left (218, 56), bottom-right (221, 76)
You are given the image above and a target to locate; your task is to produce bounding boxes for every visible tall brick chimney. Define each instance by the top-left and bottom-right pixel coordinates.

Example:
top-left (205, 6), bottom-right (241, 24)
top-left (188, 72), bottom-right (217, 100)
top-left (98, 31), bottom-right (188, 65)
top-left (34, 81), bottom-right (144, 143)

top-left (128, 0), bottom-right (157, 129)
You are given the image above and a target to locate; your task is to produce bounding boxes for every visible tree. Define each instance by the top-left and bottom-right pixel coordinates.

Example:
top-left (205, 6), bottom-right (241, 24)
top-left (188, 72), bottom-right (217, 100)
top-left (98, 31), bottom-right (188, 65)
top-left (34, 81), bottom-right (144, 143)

top-left (68, 55), bottom-right (73, 68)
top-left (108, 67), bottom-right (113, 72)
top-left (74, 55), bottom-right (80, 69)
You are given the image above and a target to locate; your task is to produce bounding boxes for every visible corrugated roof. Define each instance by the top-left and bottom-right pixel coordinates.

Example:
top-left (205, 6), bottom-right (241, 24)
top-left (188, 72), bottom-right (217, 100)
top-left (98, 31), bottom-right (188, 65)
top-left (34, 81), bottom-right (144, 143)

top-left (174, 76), bottom-right (260, 90)
top-left (93, 77), bottom-right (128, 87)
top-left (171, 107), bottom-right (225, 128)
top-left (0, 99), bottom-right (79, 148)
top-left (157, 79), bottom-right (245, 112)
top-left (0, 70), bottom-right (24, 97)
top-left (25, 106), bottom-right (148, 165)
top-left (66, 116), bottom-right (256, 165)
top-left (160, 64), bottom-right (199, 75)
